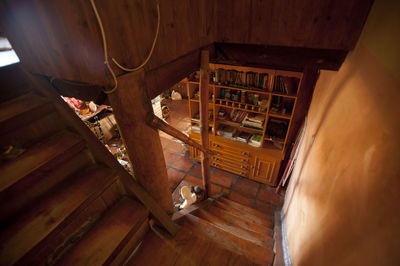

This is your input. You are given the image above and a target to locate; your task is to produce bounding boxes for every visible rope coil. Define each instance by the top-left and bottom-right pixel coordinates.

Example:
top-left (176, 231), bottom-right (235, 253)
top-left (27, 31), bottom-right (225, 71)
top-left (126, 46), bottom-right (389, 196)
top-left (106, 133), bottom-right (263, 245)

top-left (88, 0), bottom-right (160, 94)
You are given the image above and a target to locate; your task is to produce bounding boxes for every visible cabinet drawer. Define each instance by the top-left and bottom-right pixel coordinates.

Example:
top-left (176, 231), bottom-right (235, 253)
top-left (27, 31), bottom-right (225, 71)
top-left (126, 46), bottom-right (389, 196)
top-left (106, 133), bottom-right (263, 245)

top-left (211, 142), bottom-right (251, 160)
top-left (212, 156), bottom-right (250, 171)
top-left (211, 161), bottom-right (249, 177)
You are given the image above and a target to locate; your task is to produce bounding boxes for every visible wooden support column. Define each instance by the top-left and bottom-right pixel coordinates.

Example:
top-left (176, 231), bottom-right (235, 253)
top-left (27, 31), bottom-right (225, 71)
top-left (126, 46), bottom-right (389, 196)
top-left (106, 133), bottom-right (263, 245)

top-left (107, 72), bottom-right (173, 214)
top-left (199, 50), bottom-right (211, 197)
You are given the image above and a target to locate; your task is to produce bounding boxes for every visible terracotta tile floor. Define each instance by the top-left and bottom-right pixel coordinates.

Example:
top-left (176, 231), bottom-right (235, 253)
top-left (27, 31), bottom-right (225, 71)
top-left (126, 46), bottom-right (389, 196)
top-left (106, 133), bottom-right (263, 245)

top-left (159, 99), bottom-right (284, 210)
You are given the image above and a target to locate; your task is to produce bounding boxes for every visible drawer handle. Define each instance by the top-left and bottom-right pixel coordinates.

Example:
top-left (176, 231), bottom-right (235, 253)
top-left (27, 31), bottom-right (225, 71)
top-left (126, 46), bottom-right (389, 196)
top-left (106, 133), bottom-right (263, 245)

top-left (240, 172), bottom-right (246, 175)
top-left (241, 159), bottom-right (248, 163)
top-left (240, 165), bottom-right (248, 169)
top-left (213, 144), bottom-right (220, 148)
top-left (241, 151), bottom-right (250, 156)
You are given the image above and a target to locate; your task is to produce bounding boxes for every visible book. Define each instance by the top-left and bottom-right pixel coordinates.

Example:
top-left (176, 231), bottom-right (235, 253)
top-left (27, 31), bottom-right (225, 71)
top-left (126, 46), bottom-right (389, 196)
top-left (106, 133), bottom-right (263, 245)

top-left (249, 134), bottom-right (262, 147)
top-left (234, 132), bottom-right (252, 143)
top-left (217, 125), bottom-right (236, 138)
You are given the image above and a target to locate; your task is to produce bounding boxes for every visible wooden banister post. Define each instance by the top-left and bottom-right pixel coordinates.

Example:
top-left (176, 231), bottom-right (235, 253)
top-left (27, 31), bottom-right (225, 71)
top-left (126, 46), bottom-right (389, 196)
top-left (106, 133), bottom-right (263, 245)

top-left (107, 72), bottom-right (173, 214)
top-left (199, 50), bottom-right (211, 197)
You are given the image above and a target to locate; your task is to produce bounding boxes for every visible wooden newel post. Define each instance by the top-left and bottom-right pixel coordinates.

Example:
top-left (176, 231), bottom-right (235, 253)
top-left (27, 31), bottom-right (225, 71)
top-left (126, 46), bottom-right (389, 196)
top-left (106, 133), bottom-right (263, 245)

top-left (199, 50), bottom-right (211, 197)
top-left (107, 72), bottom-right (173, 214)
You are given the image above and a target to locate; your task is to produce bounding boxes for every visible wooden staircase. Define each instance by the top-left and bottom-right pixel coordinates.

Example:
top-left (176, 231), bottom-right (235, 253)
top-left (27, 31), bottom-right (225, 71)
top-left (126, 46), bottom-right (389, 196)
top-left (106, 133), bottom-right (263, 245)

top-left (0, 91), bottom-right (153, 265)
top-left (130, 196), bottom-right (277, 265)
top-left (0, 80), bottom-right (281, 265)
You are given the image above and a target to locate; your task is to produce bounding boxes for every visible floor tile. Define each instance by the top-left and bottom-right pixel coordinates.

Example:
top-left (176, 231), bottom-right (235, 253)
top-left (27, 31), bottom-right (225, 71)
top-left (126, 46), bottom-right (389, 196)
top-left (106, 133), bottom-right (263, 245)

top-left (257, 185), bottom-right (283, 206)
top-left (166, 140), bottom-right (185, 154)
top-left (184, 175), bottom-right (203, 187)
top-left (171, 155), bottom-right (195, 172)
top-left (160, 136), bottom-right (172, 148)
top-left (167, 168), bottom-right (186, 192)
top-left (188, 163), bottom-right (202, 178)
top-left (176, 121), bottom-right (190, 131)
top-left (210, 184), bottom-right (224, 196)
top-left (163, 150), bottom-right (179, 166)
top-left (228, 191), bottom-right (255, 208)
top-left (233, 177), bottom-right (260, 197)
top-left (211, 169), bottom-right (235, 188)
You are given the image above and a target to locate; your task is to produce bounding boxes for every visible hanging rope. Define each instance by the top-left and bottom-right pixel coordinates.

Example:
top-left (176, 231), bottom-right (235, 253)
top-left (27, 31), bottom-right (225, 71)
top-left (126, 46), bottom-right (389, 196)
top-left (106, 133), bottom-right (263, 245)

top-left (88, 0), bottom-right (160, 94)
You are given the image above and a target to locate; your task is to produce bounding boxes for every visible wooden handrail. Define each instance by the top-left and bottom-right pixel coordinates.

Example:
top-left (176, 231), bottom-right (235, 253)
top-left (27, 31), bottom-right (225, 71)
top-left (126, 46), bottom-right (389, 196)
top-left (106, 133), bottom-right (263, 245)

top-left (146, 113), bottom-right (216, 156)
top-left (27, 72), bottom-right (180, 236)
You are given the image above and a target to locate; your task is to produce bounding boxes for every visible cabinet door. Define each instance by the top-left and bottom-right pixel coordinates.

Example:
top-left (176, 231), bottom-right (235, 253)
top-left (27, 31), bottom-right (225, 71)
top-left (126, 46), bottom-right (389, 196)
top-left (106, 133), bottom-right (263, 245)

top-left (250, 155), bottom-right (280, 185)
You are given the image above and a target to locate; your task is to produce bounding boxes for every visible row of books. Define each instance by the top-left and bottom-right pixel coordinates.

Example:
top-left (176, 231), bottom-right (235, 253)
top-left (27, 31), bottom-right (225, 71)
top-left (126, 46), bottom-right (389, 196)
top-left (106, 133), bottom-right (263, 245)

top-left (242, 114), bottom-right (265, 131)
top-left (273, 76), bottom-right (299, 95)
top-left (230, 110), bottom-right (248, 123)
top-left (192, 111), bottom-right (213, 122)
top-left (214, 69), bottom-right (273, 90)
top-left (213, 68), bottom-right (300, 96)
top-left (216, 126), bottom-right (263, 147)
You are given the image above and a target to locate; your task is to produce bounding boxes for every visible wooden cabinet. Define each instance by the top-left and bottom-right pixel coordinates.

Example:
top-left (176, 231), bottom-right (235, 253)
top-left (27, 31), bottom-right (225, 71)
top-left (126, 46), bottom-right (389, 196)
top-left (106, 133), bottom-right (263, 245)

top-left (250, 155), bottom-right (280, 184)
top-left (187, 63), bottom-right (304, 186)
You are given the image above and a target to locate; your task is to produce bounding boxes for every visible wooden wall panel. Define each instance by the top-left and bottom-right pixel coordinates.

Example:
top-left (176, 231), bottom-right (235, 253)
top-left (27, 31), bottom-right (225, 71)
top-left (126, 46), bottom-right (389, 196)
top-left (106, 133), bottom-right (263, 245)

top-left (283, 1), bottom-right (400, 263)
top-left (217, 0), bottom-right (373, 50)
top-left (0, 0), bottom-right (216, 87)
top-left (0, 0), bottom-right (371, 93)
top-left (0, 0), bottom-right (106, 84)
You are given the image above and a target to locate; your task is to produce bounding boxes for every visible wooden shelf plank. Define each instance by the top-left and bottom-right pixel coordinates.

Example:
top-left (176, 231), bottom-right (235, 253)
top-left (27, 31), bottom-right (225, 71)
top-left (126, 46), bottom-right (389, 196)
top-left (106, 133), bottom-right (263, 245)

top-left (268, 112), bottom-right (291, 120)
top-left (213, 84), bottom-right (269, 95)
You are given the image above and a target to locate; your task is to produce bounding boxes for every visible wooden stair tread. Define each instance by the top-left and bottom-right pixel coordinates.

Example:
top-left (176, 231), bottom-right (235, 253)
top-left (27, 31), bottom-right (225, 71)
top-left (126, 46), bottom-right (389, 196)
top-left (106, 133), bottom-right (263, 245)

top-left (218, 196), bottom-right (274, 221)
top-left (0, 92), bottom-right (48, 124)
top-left (130, 225), bottom-right (256, 266)
top-left (0, 130), bottom-right (84, 192)
top-left (130, 230), bottom-right (180, 265)
top-left (213, 200), bottom-right (274, 229)
top-left (0, 166), bottom-right (115, 266)
top-left (206, 204), bottom-right (274, 236)
top-left (58, 197), bottom-right (149, 266)
top-left (182, 213), bottom-right (275, 265)
top-left (194, 209), bottom-right (273, 248)
top-left (0, 147), bottom-right (93, 223)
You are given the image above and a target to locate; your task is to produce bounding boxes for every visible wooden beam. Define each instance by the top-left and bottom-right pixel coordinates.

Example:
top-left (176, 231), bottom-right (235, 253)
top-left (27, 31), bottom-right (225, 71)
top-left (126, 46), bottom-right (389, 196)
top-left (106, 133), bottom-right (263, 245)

top-left (199, 50), bottom-right (211, 197)
top-left (107, 71), bottom-right (173, 214)
top-left (145, 45), bottom-right (214, 99)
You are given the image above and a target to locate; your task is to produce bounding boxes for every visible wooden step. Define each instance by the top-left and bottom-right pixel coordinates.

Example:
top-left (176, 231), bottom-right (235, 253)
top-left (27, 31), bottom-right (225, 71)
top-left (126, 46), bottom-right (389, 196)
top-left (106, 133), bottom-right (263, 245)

top-left (0, 130), bottom-right (85, 192)
top-left (0, 147), bottom-right (94, 223)
top-left (0, 166), bottom-right (115, 266)
top-left (182, 213), bottom-right (275, 265)
top-left (0, 93), bottom-right (50, 130)
top-left (0, 110), bottom-right (66, 148)
top-left (193, 209), bottom-right (273, 249)
top-left (213, 200), bottom-right (274, 229)
top-left (219, 196), bottom-right (274, 220)
top-left (58, 197), bottom-right (149, 266)
top-left (205, 204), bottom-right (274, 237)
top-left (130, 225), bottom-right (256, 266)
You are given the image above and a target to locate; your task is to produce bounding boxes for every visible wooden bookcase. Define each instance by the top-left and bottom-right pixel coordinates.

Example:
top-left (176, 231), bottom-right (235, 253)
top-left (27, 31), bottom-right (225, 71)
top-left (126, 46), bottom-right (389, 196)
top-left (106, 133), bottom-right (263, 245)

top-left (186, 63), bottom-right (303, 186)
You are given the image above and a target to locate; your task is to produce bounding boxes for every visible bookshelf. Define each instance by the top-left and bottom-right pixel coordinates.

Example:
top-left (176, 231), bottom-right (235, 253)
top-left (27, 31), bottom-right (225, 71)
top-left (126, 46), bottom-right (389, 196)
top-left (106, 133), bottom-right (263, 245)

top-left (186, 63), bottom-right (303, 186)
